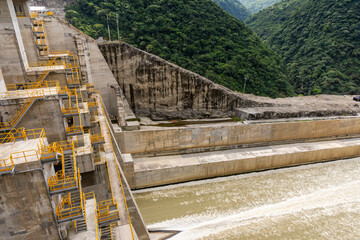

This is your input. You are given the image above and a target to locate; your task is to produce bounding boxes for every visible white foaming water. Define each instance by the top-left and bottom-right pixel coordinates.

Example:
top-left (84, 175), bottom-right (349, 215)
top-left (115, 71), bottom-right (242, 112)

top-left (149, 180), bottom-right (360, 239)
top-left (134, 158), bottom-right (360, 239)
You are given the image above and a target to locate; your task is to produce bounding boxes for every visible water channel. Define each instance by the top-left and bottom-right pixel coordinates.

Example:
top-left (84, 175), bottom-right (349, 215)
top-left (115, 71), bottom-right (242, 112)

top-left (134, 158), bottom-right (360, 239)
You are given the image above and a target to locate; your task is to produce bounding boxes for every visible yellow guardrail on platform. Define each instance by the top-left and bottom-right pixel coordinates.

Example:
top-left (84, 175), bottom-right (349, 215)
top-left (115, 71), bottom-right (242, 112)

top-left (6, 81), bottom-right (59, 91)
top-left (30, 12), bottom-right (38, 19)
top-left (56, 170), bottom-right (85, 221)
top-left (48, 50), bottom-right (69, 56)
top-left (62, 107), bottom-right (79, 115)
top-left (90, 133), bottom-right (105, 145)
top-left (0, 87), bottom-right (60, 131)
top-left (0, 128), bottom-right (46, 172)
top-left (16, 12), bottom-right (26, 18)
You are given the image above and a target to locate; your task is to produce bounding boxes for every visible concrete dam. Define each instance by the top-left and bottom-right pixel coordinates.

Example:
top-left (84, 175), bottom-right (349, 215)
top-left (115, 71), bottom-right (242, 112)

top-left (1, 1), bottom-right (360, 239)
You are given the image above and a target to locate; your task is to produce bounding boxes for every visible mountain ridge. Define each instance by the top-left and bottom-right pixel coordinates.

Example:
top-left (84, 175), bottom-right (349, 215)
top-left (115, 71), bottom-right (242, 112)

top-left (247, 0), bottom-right (360, 95)
top-left (213, 0), bottom-right (251, 21)
top-left (66, 0), bottom-right (293, 97)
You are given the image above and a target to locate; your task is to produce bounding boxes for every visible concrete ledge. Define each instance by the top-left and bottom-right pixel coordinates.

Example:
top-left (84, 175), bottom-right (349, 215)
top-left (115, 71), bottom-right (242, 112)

top-left (133, 138), bottom-right (360, 188)
top-left (16, 161), bottom-right (42, 172)
top-left (119, 118), bottom-right (360, 156)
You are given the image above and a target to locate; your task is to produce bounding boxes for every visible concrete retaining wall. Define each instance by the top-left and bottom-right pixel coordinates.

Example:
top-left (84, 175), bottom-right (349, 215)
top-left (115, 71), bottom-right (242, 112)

top-left (0, 99), bottom-right (66, 143)
top-left (134, 141), bottom-right (360, 188)
top-left (119, 118), bottom-right (360, 156)
top-left (0, 169), bottom-right (60, 240)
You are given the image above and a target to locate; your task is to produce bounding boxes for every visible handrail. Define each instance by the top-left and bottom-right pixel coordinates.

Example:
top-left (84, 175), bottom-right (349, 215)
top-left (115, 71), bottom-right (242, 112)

top-left (0, 149), bottom-right (40, 172)
top-left (98, 93), bottom-right (136, 239)
top-left (0, 128), bottom-right (45, 145)
top-left (56, 170), bottom-right (84, 221)
top-left (0, 128), bottom-right (46, 172)
top-left (29, 12), bottom-right (38, 19)
top-left (48, 174), bottom-right (77, 192)
top-left (0, 87), bottom-right (60, 130)
top-left (16, 12), bottom-right (26, 18)
top-left (47, 141), bottom-right (79, 193)
top-left (28, 60), bottom-right (65, 68)
top-left (66, 125), bottom-right (83, 134)
top-left (48, 50), bottom-right (69, 56)
top-left (62, 107), bottom-right (79, 115)
top-left (100, 224), bottom-right (113, 240)
top-left (6, 80), bottom-right (60, 91)
top-left (90, 133), bottom-right (105, 145)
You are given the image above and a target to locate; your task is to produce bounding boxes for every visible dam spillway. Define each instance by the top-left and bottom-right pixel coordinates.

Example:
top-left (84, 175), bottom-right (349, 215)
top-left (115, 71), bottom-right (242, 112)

top-left (134, 158), bottom-right (360, 239)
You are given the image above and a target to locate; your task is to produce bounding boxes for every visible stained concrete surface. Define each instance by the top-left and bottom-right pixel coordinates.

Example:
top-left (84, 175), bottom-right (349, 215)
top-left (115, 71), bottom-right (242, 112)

top-left (133, 138), bottom-right (360, 188)
top-left (0, 170), bottom-right (60, 240)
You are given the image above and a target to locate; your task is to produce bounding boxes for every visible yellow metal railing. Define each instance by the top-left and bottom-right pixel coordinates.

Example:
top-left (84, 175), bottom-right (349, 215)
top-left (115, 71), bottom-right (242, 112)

top-left (90, 133), bottom-right (105, 145)
top-left (0, 149), bottom-right (40, 172)
top-left (32, 19), bottom-right (44, 32)
top-left (97, 199), bottom-right (120, 225)
top-left (0, 128), bottom-right (46, 144)
top-left (0, 157), bottom-right (14, 172)
top-left (28, 60), bottom-right (65, 68)
top-left (0, 86), bottom-right (58, 100)
top-left (16, 12), bottom-right (26, 18)
top-left (6, 80), bottom-right (60, 91)
top-left (62, 107), bottom-right (79, 115)
top-left (100, 225), bottom-right (113, 240)
top-left (48, 169), bottom-right (78, 193)
top-left (98, 93), bottom-right (136, 239)
top-left (30, 12), bottom-right (38, 19)
top-left (48, 50), bottom-right (69, 56)
top-left (66, 126), bottom-right (83, 135)
top-left (47, 141), bottom-right (79, 193)
top-left (0, 97), bottom-right (36, 130)
top-left (0, 87), bottom-right (59, 131)
top-left (35, 33), bottom-right (47, 45)
top-left (67, 73), bottom-right (81, 85)
top-left (39, 46), bottom-right (49, 56)
top-left (86, 84), bottom-right (95, 94)
top-left (0, 128), bottom-right (46, 172)
top-left (88, 101), bottom-right (98, 109)
top-left (56, 198), bottom-right (83, 220)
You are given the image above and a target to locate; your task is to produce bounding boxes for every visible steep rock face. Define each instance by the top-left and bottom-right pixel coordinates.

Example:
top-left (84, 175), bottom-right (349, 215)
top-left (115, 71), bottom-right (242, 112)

top-left (99, 42), bottom-right (274, 120)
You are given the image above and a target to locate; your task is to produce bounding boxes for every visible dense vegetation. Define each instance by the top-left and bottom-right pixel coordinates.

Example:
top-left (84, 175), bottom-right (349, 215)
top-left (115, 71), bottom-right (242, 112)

top-left (239, 0), bottom-right (280, 13)
top-left (247, 0), bottom-right (360, 95)
top-left (213, 0), bottom-right (251, 21)
top-left (66, 0), bottom-right (293, 97)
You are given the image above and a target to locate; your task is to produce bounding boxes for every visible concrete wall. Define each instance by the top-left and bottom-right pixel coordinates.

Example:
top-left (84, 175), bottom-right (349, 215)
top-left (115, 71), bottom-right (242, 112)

top-left (0, 0), bottom-right (26, 84)
top-left (0, 168), bottom-right (60, 240)
top-left (134, 141), bottom-right (360, 188)
top-left (0, 99), bottom-right (66, 143)
top-left (99, 42), bottom-right (272, 120)
top-left (118, 118), bottom-right (360, 156)
top-left (105, 101), bottom-right (150, 240)
top-left (81, 164), bottom-right (113, 202)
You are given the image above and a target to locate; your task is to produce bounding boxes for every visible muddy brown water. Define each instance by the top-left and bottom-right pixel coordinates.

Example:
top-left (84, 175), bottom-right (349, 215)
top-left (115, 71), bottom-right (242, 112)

top-left (134, 158), bottom-right (360, 239)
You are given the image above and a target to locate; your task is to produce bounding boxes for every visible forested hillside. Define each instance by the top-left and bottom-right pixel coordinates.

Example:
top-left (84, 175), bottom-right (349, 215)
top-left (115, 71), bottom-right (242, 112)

top-left (213, 0), bottom-right (251, 21)
top-left (66, 0), bottom-right (293, 97)
top-left (239, 0), bottom-right (280, 13)
top-left (247, 0), bottom-right (360, 95)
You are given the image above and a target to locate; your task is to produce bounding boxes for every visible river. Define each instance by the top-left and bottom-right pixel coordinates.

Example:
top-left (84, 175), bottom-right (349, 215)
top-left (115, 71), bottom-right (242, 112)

top-left (133, 158), bottom-right (360, 239)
